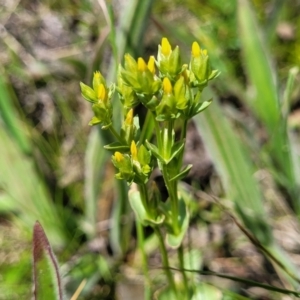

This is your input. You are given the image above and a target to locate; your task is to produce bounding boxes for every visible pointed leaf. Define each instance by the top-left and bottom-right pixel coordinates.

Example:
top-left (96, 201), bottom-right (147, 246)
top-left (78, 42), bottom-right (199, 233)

top-left (167, 141), bottom-right (185, 164)
top-left (128, 187), bottom-right (164, 226)
top-left (192, 98), bottom-right (212, 116)
top-left (169, 164), bottom-right (193, 182)
top-left (33, 221), bottom-right (63, 300)
top-left (104, 141), bottom-right (129, 152)
top-left (145, 140), bottom-right (166, 163)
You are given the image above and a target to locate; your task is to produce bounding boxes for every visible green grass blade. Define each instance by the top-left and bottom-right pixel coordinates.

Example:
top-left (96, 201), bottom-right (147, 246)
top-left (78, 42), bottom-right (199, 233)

top-left (238, 0), bottom-right (300, 213)
top-left (0, 125), bottom-right (66, 247)
top-left (0, 68), bottom-right (31, 154)
top-left (194, 96), bottom-right (272, 245)
top-left (238, 0), bottom-right (279, 131)
top-left (195, 94), bottom-right (300, 285)
top-left (283, 67), bottom-right (299, 120)
top-left (83, 129), bottom-right (109, 237)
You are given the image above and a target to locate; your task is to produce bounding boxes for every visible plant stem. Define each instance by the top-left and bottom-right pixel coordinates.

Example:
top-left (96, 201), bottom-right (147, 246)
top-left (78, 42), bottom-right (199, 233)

top-left (154, 227), bottom-right (177, 296)
top-left (178, 244), bottom-right (188, 293)
top-left (154, 115), bottom-right (162, 150)
top-left (136, 220), bottom-right (151, 300)
top-left (139, 183), bottom-right (150, 213)
top-left (108, 125), bottom-right (125, 144)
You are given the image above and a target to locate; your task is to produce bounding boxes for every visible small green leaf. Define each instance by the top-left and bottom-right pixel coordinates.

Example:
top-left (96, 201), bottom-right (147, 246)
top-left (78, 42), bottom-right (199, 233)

top-left (104, 142), bottom-right (129, 151)
top-left (167, 141), bottom-right (185, 163)
top-left (169, 164), bottom-right (193, 181)
top-left (145, 140), bottom-right (166, 163)
top-left (33, 221), bottom-right (63, 300)
top-left (88, 116), bottom-right (101, 126)
top-left (166, 196), bottom-right (189, 248)
top-left (128, 187), bottom-right (164, 226)
top-left (193, 98), bottom-right (212, 116)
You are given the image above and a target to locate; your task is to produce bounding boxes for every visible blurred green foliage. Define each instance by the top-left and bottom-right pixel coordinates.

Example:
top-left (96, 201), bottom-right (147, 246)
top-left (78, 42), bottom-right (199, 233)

top-left (1, 0), bottom-right (300, 298)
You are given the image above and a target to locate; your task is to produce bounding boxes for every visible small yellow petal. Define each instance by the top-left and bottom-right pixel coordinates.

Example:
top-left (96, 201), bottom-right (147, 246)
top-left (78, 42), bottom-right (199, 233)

top-left (137, 57), bottom-right (147, 72)
top-left (97, 84), bottom-right (106, 101)
top-left (162, 77), bottom-right (172, 94)
top-left (147, 56), bottom-right (156, 74)
top-left (115, 151), bottom-right (124, 162)
top-left (191, 42), bottom-right (201, 57)
top-left (161, 37), bottom-right (171, 56)
top-left (94, 71), bottom-right (101, 78)
top-left (202, 49), bottom-right (208, 56)
top-left (125, 109), bottom-right (133, 125)
top-left (130, 140), bottom-right (138, 160)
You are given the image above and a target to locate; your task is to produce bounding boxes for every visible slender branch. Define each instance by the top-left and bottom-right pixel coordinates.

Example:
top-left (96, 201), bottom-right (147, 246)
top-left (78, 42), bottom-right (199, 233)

top-left (136, 220), bottom-right (151, 300)
top-left (158, 267), bottom-right (300, 298)
top-left (154, 227), bottom-right (177, 296)
top-left (108, 125), bottom-right (125, 144)
top-left (178, 245), bottom-right (188, 293)
top-left (138, 183), bottom-right (150, 213)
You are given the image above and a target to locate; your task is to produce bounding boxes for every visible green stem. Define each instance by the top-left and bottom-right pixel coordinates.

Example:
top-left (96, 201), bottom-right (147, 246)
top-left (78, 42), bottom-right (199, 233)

top-left (136, 220), bottom-right (151, 300)
top-left (178, 245), bottom-right (188, 294)
top-left (138, 183), bottom-right (150, 214)
top-left (181, 119), bottom-right (188, 141)
top-left (167, 120), bottom-right (173, 158)
top-left (108, 125), bottom-right (125, 144)
top-left (154, 227), bottom-right (177, 296)
top-left (177, 119), bottom-right (188, 169)
top-left (154, 115), bottom-right (162, 150)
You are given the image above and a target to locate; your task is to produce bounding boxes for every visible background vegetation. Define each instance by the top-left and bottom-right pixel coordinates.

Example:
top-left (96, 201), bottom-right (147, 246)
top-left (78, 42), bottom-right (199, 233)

top-left (1, 0), bottom-right (300, 299)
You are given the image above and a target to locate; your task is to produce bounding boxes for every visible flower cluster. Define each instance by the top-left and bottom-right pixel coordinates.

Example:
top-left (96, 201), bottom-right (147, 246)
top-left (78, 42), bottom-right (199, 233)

top-left (80, 38), bottom-right (219, 186)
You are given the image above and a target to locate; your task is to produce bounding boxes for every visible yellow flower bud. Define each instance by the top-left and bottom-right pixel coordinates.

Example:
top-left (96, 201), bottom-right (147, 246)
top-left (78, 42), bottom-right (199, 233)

top-left (162, 77), bottom-right (172, 94)
top-left (94, 71), bottom-right (101, 79)
top-left (147, 56), bottom-right (156, 75)
top-left (125, 109), bottom-right (133, 125)
top-left (191, 42), bottom-right (201, 57)
top-left (161, 37), bottom-right (171, 56)
top-left (130, 140), bottom-right (138, 160)
top-left (114, 151), bottom-right (124, 162)
top-left (137, 57), bottom-right (147, 72)
top-left (97, 84), bottom-right (106, 101)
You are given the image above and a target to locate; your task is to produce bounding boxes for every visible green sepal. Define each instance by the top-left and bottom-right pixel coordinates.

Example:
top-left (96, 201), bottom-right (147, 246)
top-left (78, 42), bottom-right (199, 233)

top-left (137, 144), bottom-right (151, 165)
top-left (168, 46), bottom-right (182, 77)
top-left (128, 187), bottom-right (165, 226)
top-left (166, 196), bottom-right (189, 248)
top-left (169, 164), bottom-right (193, 182)
top-left (101, 122), bottom-right (113, 130)
top-left (111, 153), bottom-right (134, 183)
top-left (137, 94), bottom-right (157, 111)
top-left (117, 74), bottom-right (140, 109)
top-left (80, 82), bottom-right (97, 103)
top-left (184, 97), bottom-right (213, 119)
top-left (104, 142), bottom-right (129, 152)
top-left (88, 116), bottom-right (101, 126)
top-left (209, 69), bottom-right (220, 81)
top-left (155, 112), bottom-right (180, 122)
top-left (157, 45), bottom-right (182, 79)
top-left (174, 76), bottom-right (188, 110)
top-left (192, 98), bottom-right (213, 116)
